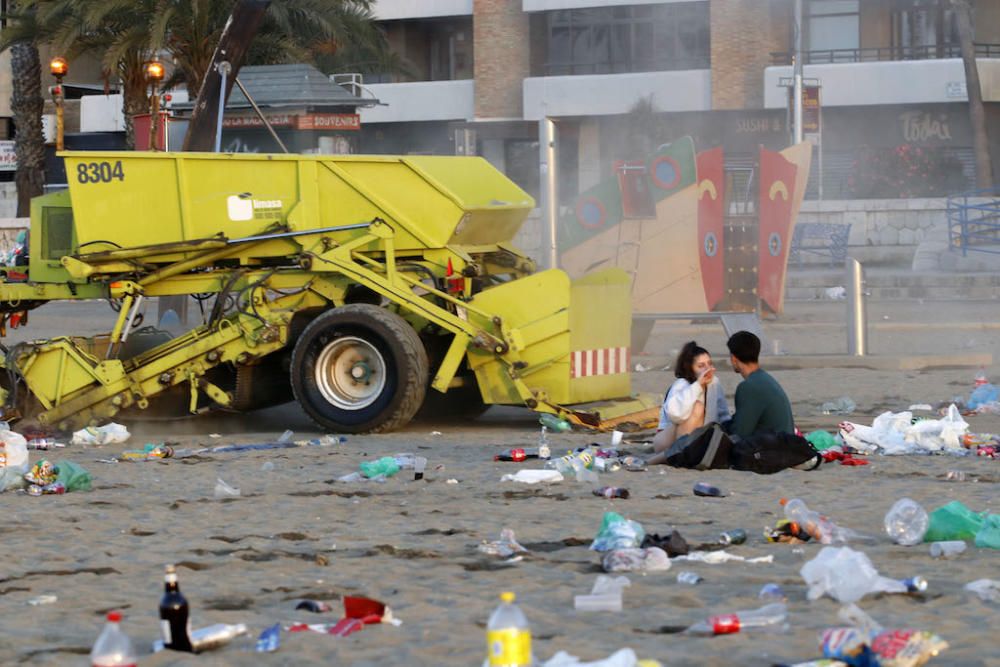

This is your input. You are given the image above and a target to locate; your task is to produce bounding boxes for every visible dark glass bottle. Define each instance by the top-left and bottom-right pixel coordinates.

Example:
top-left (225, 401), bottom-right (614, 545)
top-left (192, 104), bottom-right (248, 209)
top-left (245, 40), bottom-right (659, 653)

top-left (159, 564), bottom-right (193, 652)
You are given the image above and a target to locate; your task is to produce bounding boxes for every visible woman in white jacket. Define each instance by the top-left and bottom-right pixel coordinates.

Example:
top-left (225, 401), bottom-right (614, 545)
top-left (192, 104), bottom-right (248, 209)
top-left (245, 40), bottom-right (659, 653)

top-left (648, 341), bottom-right (731, 463)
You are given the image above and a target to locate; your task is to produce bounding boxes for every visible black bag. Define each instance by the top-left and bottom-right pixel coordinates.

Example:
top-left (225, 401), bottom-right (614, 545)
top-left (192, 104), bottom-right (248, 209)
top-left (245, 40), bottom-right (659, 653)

top-left (665, 423), bottom-right (820, 475)
top-left (729, 430), bottom-right (821, 474)
top-left (665, 423), bottom-right (733, 470)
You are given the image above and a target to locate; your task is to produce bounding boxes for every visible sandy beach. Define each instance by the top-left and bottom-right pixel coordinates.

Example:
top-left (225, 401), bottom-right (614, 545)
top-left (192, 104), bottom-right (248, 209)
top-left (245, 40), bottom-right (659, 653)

top-left (1, 297), bottom-right (999, 666)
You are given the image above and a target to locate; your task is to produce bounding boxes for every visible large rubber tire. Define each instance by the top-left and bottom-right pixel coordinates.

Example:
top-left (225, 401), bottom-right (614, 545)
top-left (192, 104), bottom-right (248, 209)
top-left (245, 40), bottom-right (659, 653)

top-left (291, 305), bottom-right (428, 433)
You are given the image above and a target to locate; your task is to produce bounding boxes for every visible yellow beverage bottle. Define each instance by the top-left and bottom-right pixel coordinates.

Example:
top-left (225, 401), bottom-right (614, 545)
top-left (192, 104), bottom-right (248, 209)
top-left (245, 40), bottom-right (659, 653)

top-left (486, 592), bottom-right (531, 667)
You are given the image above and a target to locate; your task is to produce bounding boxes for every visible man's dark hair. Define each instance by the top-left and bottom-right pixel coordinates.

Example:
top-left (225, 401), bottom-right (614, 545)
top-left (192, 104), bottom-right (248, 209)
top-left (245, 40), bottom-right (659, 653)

top-left (727, 331), bottom-right (760, 364)
top-left (674, 341), bottom-right (709, 383)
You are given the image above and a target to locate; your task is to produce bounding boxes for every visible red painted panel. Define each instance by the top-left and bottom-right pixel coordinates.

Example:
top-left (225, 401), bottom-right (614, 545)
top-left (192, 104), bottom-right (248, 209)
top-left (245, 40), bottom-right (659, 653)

top-left (758, 148), bottom-right (797, 313)
top-left (696, 147), bottom-right (725, 310)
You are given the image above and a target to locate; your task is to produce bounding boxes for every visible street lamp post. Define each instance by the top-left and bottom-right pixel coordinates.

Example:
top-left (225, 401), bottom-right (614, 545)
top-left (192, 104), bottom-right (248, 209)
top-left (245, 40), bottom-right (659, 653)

top-left (49, 57), bottom-right (68, 151)
top-left (145, 60), bottom-right (165, 151)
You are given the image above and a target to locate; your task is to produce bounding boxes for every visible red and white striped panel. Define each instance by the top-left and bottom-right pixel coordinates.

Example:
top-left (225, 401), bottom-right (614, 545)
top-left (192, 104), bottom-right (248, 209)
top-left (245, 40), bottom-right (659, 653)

top-left (570, 347), bottom-right (630, 379)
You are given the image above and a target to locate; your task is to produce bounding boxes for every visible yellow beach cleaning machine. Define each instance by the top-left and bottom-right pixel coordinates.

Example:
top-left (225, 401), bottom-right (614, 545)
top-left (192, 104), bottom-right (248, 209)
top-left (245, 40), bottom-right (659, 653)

top-left (0, 151), bottom-right (658, 433)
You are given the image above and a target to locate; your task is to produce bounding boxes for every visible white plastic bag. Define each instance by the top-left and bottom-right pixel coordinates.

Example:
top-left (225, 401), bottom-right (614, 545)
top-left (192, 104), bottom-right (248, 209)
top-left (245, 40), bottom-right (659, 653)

top-left (542, 648), bottom-right (639, 667)
top-left (800, 546), bottom-right (905, 603)
top-left (501, 469), bottom-right (564, 484)
top-left (601, 548), bottom-right (670, 573)
top-left (0, 429), bottom-right (28, 467)
top-left (71, 422), bottom-right (130, 445)
top-left (0, 430), bottom-right (28, 492)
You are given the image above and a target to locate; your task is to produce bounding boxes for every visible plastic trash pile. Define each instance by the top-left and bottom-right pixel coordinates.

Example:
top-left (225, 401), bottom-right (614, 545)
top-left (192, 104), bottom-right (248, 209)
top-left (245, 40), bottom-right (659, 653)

top-left (839, 406), bottom-right (969, 455)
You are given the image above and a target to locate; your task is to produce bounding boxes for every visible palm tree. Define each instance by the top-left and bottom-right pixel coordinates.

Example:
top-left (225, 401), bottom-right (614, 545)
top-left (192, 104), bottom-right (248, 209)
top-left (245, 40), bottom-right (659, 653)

top-left (3, 2), bottom-right (47, 216)
top-left (952, 0), bottom-right (995, 189)
top-left (5, 0), bottom-right (394, 149)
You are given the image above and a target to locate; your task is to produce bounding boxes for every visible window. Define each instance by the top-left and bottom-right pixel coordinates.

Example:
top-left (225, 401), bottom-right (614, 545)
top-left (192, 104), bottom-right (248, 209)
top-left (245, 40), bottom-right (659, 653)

top-left (543, 2), bottom-right (710, 76)
top-left (891, 0), bottom-right (959, 58)
top-left (807, 0), bottom-right (860, 54)
top-left (505, 140), bottom-right (540, 200)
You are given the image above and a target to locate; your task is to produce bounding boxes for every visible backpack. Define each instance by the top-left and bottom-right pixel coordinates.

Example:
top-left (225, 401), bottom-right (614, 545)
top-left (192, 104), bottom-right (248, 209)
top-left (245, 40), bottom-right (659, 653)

top-left (666, 423), bottom-right (820, 474)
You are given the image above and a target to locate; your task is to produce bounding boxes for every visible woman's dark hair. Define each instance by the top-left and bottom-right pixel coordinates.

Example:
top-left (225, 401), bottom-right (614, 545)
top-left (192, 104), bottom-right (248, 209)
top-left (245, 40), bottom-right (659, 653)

top-left (674, 341), bottom-right (709, 383)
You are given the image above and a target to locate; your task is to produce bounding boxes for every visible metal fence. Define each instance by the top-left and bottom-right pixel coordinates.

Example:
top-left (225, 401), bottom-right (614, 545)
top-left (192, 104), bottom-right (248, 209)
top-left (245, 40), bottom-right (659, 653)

top-left (947, 189), bottom-right (1000, 256)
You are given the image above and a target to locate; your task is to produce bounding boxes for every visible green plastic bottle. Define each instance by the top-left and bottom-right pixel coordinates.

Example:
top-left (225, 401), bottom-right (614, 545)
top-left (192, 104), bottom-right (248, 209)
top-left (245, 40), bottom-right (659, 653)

top-left (538, 413), bottom-right (571, 433)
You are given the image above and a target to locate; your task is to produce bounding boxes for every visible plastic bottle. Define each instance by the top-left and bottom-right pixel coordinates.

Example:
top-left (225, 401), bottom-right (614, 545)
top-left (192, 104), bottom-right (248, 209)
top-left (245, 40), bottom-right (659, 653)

top-left (495, 448), bottom-right (534, 462)
top-left (975, 368), bottom-right (988, 388)
top-left (929, 540), bottom-right (967, 558)
top-left (781, 498), bottom-right (849, 544)
top-left (160, 564), bottom-right (193, 652)
top-left (537, 427), bottom-right (550, 460)
top-left (758, 583), bottom-right (786, 601)
top-left (90, 611), bottom-right (137, 667)
top-left (676, 571), bottom-right (704, 585)
top-left (538, 413), bottom-right (571, 433)
top-left (901, 576), bottom-right (928, 593)
top-left (884, 498), bottom-right (929, 546)
top-left (686, 603), bottom-right (787, 636)
top-left (486, 591), bottom-right (532, 667)
top-left (548, 451), bottom-right (597, 482)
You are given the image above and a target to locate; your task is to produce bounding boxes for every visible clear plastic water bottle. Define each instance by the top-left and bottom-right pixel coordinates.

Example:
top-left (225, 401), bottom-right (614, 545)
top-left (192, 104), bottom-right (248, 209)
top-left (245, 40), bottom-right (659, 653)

top-left (486, 591), bottom-right (532, 667)
top-left (781, 498), bottom-right (851, 544)
top-left (884, 498), bottom-right (929, 546)
top-left (686, 603), bottom-right (787, 635)
top-left (975, 368), bottom-right (988, 388)
top-left (90, 611), bottom-right (137, 667)
top-left (537, 427), bottom-right (550, 461)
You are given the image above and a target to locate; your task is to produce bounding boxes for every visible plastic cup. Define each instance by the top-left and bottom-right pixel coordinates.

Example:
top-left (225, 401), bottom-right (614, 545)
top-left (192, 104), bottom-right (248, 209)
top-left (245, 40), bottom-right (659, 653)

top-left (929, 540), bottom-right (967, 558)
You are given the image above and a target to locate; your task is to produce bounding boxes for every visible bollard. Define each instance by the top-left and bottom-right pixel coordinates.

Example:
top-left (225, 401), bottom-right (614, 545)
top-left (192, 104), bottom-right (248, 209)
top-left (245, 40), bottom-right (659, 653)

top-left (846, 257), bottom-right (867, 356)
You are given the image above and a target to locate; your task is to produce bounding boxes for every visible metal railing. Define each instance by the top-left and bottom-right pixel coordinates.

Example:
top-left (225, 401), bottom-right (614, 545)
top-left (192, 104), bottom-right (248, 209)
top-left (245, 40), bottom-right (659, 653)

top-left (540, 57), bottom-right (710, 76)
top-left (770, 43), bottom-right (1000, 65)
top-left (947, 189), bottom-right (1000, 256)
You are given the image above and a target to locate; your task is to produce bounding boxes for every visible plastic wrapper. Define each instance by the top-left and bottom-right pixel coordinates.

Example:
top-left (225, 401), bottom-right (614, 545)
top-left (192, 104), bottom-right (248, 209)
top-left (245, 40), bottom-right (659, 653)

top-left (964, 578), bottom-right (1000, 602)
top-left (820, 627), bottom-right (948, 667)
top-left (601, 547), bottom-right (670, 573)
top-left (590, 512), bottom-right (645, 552)
top-left (675, 550), bottom-right (773, 565)
top-left (478, 528), bottom-right (528, 558)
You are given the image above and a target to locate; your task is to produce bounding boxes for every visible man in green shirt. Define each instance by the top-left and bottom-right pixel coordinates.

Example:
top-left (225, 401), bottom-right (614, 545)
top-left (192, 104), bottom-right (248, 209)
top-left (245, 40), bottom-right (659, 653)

top-left (722, 331), bottom-right (795, 438)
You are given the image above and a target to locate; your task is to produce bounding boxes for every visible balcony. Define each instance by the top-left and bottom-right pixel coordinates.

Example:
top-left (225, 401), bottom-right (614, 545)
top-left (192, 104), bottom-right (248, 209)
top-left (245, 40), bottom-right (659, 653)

top-left (770, 43), bottom-right (1000, 65)
top-left (524, 0), bottom-right (671, 9)
top-left (764, 55), bottom-right (1000, 108)
top-left (523, 69), bottom-right (710, 120)
top-left (373, 0), bottom-right (472, 20)
top-left (359, 79), bottom-right (474, 123)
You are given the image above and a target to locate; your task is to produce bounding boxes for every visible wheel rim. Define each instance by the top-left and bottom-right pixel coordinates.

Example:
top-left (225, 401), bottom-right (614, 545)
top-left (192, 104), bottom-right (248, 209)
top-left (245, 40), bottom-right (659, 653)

top-left (314, 336), bottom-right (387, 410)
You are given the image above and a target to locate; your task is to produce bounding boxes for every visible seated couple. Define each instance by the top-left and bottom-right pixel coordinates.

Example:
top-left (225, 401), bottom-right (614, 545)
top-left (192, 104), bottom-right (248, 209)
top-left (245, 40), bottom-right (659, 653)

top-left (647, 331), bottom-right (794, 465)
